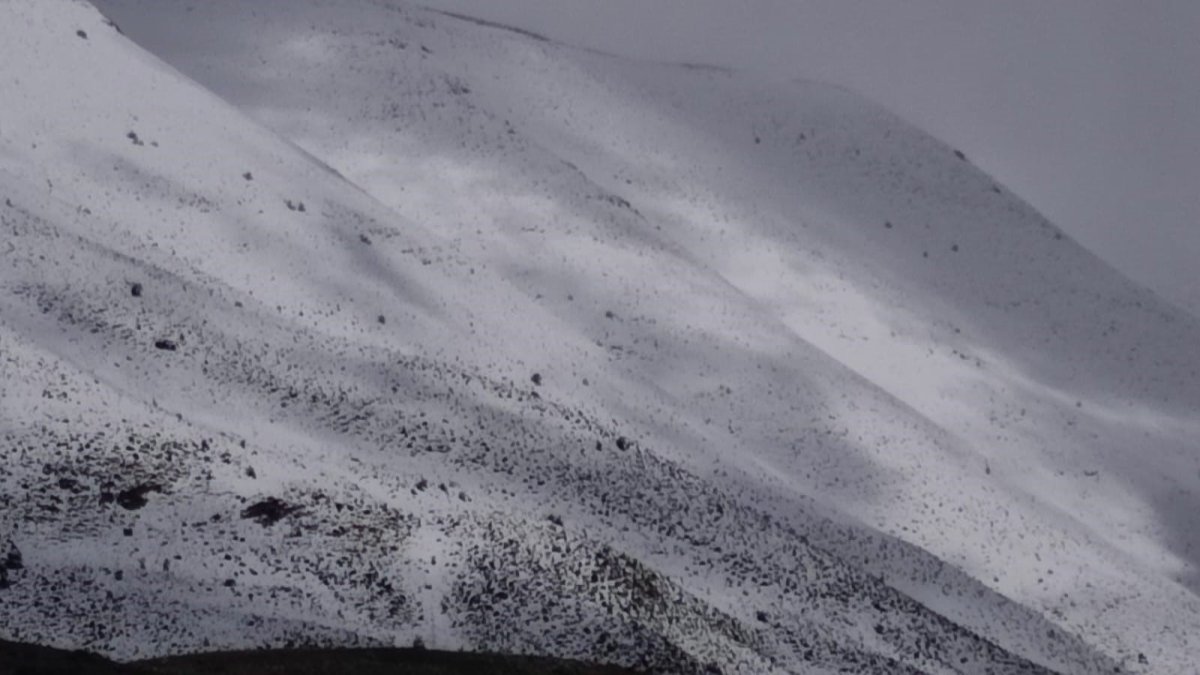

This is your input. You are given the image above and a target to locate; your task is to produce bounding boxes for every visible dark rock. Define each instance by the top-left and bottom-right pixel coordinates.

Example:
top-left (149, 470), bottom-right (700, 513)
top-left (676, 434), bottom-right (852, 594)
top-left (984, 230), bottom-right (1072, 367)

top-left (130, 282), bottom-right (142, 297)
top-left (154, 338), bottom-right (177, 351)
top-left (4, 542), bottom-right (22, 571)
top-left (76, 29), bottom-right (88, 39)
top-left (615, 436), bottom-right (629, 451)
top-left (240, 497), bottom-right (301, 526)
top-left (531, 372), bottom-right (542, 386)
top-left (116, 484), bottom-right (161, 510)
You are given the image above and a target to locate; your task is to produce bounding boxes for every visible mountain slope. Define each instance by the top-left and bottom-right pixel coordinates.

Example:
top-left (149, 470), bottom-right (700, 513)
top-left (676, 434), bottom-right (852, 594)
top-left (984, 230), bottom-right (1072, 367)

top-left (0, 0), bottom-right (1194, 672)
top-left (1, 2), bottom-right (1091, 672)
top-left (86, 1), bottom-right (1200, 669)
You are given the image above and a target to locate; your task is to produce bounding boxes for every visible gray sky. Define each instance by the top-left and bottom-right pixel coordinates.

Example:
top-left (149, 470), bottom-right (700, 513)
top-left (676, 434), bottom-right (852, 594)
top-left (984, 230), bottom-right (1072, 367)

top-left (418, 0), bottom-right (1200, 315)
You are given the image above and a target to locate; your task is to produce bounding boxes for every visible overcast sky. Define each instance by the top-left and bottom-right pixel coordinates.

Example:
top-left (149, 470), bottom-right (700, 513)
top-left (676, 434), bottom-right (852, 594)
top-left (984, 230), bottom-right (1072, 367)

top-left (418, 0), bottom-right (1200, 315)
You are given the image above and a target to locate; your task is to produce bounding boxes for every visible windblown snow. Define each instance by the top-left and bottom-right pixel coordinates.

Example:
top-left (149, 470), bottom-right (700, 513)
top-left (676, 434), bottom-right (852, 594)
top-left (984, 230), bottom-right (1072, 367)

top-left (1, 0), bottom-right (1197, 673)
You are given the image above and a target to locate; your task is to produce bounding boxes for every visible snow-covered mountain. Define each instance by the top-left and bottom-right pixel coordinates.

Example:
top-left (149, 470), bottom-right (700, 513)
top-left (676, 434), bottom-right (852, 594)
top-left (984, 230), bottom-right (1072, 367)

top-left (1, 0), bottom-right (1197, 672)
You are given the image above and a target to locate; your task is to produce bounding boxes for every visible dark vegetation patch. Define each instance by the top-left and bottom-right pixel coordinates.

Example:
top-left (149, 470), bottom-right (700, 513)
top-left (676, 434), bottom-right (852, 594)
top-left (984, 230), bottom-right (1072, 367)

top-left (0, 640), bottom-right (639, 675)
top-left (144, 647), bottom-right (640, 675)
top-left (0, 639), bottom-right (130, 674)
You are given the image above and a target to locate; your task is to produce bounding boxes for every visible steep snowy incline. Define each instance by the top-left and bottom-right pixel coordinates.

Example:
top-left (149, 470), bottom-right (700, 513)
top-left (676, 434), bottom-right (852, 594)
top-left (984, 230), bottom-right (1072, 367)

top-left (86, 0), bottom-right (1200, 671)
top-left (0, 1), bottom-right (1124, 673)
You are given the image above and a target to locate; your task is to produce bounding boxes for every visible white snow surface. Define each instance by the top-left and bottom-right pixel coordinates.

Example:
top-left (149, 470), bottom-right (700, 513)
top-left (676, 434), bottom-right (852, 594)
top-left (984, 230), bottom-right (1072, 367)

top-left (0, 0), bottom-right (1196, 672)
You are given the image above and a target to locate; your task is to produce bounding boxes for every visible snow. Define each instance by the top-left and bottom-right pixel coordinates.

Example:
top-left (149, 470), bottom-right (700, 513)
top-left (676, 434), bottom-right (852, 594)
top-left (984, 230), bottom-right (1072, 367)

top-left (0, 0), bottom-right (1196, 672)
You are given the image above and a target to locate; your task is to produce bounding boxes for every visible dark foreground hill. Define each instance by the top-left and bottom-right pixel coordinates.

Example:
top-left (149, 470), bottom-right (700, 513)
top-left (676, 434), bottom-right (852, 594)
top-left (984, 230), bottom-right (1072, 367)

top-left (0, 640), bottom-right (635, 675)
